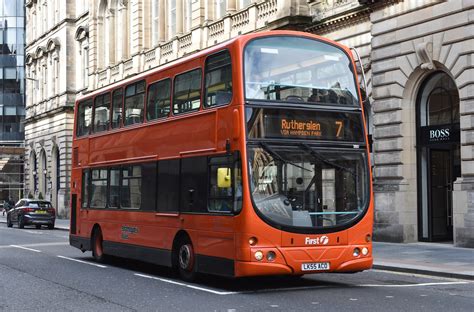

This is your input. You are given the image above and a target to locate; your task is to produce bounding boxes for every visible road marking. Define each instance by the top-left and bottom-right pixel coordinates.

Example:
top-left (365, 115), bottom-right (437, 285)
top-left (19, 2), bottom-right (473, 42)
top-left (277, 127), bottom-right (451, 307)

top-left (10, 245), bottom-right (41, 252)
top-left (134, 273), bottom-right (238, 295)
top-left (57, 255), bottom-right (107, 268)
top-left (22, 242), bottom-right (68, 247)
top-left (359, 281), bottom-right (470, 288)
top-left (371, 269), bottom-right (469, 281)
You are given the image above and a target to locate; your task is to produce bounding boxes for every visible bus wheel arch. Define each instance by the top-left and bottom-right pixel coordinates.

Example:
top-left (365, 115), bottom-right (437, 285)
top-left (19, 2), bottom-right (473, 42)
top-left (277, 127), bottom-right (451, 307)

top-left (172, 231), bottom-right (197, 281)
top-left (91, 224), bottom-right (106, 263)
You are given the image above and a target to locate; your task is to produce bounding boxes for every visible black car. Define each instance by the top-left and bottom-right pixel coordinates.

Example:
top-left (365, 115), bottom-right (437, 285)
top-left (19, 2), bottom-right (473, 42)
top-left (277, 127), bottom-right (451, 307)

top-left (7, 199), bottom-right (56, 229)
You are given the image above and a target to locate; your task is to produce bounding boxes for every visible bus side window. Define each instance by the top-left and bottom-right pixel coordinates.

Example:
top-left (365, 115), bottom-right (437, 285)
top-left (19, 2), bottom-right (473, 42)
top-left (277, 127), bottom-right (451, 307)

top-left (173, 69), bottom-right (202, 114)
top-left (93, 93), bottom-right (110, 133)
top-left (124, 80), bottom-right (146, 126)
top-left (121, 165), bottom-right (142, 209)
top-left (208, 156), bottom-right (233, 213)
top-left (81, 169), bottom-right (90, 208)
top-left (204, 50), bottom-right (233, 107)
top-left (90, 169), bottom-right (108, 208)
top-left (76, 99), bottom-right (93, 137)
top-left (147, 79), bottom-right (171, 120)
top-left (157, 159), bottom-right (180, 213)
top-left (111, 88), bottom-right (123, 129)
top-left (108, 168), bottom-right (120, 208)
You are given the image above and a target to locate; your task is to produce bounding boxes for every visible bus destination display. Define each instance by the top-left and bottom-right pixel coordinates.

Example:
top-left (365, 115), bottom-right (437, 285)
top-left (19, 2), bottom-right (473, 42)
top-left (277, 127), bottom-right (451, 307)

top-left (247, 108), bottom-right (364, 142)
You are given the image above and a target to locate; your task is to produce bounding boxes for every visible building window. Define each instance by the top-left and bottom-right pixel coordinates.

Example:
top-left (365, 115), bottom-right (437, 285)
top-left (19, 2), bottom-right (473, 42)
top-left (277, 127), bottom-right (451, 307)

top-left (239, 0), bottom-right (251, 9)
top-left (83, 46), bottom-right (89, 88)
top-left (184, 0), bottom-right (192, 33)
top-left (168, 0), bottom-right (176, 39)
top-left (147, 79), bottom-right (171, 120)
top-left (152, 0), bottom-right (160, 46)
top-left (216, 0), bottom-right (227, 19)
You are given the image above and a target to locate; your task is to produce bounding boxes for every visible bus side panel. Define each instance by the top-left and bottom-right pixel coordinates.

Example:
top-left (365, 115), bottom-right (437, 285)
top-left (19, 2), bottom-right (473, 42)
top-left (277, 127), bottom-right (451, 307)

top-left (185, 215), bottom-right (235, 276)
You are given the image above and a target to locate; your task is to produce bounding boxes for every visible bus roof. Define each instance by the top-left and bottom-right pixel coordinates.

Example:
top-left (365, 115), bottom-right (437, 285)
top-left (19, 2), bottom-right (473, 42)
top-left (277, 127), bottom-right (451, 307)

top-left (76, 30), bottom-right (350, 102)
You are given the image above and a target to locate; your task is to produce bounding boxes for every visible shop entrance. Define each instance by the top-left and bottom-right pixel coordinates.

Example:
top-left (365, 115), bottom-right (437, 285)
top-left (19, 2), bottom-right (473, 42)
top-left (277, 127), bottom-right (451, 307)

top-left (417, 72), bottom-right (460, 242)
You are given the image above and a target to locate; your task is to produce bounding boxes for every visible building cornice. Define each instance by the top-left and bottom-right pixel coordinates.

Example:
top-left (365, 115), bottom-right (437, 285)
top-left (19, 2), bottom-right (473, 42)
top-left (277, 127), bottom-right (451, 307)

top-left (26, 12), bottom-right (89, 49)
top-left (24, 105), bottom-right (75, 125)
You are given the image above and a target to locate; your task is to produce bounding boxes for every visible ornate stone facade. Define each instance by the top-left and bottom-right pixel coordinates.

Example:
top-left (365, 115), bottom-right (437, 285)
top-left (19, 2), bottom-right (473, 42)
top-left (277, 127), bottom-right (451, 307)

top-left (24, 0), bottom-right (474, 247)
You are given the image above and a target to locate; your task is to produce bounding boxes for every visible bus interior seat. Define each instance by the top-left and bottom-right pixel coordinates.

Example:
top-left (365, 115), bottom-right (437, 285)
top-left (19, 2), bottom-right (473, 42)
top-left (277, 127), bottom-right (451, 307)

top-left (215, 91), bottom-right (232, 105)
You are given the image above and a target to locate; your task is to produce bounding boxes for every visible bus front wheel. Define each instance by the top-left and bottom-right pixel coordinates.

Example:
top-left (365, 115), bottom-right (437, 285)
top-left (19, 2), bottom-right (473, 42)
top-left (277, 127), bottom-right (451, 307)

top-left (92, 228), bottom-right (106, 263)
top-left (177, 239), bottom-right (196, 281)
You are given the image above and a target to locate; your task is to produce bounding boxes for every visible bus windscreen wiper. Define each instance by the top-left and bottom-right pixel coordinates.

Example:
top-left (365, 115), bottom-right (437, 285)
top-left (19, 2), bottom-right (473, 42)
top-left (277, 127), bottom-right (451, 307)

top-left (259, 142), bottom-right (311, 172)
top-left (299, 143), bottom-right (356, 177)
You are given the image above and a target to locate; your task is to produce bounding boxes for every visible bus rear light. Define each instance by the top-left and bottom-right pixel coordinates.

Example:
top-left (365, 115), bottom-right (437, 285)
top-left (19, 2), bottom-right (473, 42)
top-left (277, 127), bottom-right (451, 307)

top-left (353, 248), bottom-right (360, 257)
top-left (249, 237), bottom-right (258, 246)
top-left (254, 251), bottom-right (264, 261)
top-left (362, 247), bottom-right (369, 256)
top-left (266, 251), bottom-right (276, 262)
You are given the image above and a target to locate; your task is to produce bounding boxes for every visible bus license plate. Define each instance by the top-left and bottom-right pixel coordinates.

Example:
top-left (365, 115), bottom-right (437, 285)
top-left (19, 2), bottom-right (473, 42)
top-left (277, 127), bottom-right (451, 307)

top-left (301, 262), bottom-right (330, 271)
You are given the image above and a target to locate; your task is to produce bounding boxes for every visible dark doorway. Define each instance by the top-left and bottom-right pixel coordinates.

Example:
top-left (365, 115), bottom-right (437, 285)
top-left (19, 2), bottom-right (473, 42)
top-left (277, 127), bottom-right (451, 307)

top-left (417, 72), bottom-right (460, 242)
top-left (429, 149), bottom-right (452, 240)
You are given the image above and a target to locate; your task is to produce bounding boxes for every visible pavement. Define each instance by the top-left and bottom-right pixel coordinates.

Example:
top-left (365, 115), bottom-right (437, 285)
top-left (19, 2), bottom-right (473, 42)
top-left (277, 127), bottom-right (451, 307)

top-left (0, 213), bottom-right (472, 280)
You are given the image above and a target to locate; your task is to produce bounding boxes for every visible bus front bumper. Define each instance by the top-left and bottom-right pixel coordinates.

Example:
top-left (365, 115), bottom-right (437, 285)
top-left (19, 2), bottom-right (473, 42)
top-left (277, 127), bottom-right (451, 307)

top-left (235, 245), bottom-right (373, 277)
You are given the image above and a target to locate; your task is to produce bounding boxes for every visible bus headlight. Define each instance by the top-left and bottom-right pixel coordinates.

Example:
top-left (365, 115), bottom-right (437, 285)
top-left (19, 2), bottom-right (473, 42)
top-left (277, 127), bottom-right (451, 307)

top-left (353, 248), bottom-right (360, 257)
top-left (254, 251), bottom-right (264, 261)
top-left (249, 237), bottom-right (258, 246)
top-left (362, 247), bottom-right (369, 256)
top-left (266, 251), bottom-right (276, 262)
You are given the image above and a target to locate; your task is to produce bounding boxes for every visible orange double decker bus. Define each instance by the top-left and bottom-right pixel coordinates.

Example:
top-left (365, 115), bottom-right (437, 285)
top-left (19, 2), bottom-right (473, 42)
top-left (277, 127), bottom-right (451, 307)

top-left (69, 30), bottom-right (373, 280)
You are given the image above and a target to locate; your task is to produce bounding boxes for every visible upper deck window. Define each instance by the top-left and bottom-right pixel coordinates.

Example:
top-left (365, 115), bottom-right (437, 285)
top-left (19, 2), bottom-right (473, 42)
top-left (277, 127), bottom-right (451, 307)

top-left (124, 80), bottom-right (146, 126)
top-left (244, 36), bottom-right (359, 106)
top-left (111, 89), bottom-right (123, 129)
top-left (147, 79), bottom-right (171, 120)
top-left (205, 51), bottom-right (233, 107)
top-left (93, 93), bottom-right (111, 133)
top-left (173, 69), bottom-right (202, 114)
top-left (76, 99), bottom-right (93, 137)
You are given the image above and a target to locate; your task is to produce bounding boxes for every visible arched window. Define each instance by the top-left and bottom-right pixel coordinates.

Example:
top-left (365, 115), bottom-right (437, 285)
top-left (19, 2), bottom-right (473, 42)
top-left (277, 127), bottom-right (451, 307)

top-left (419, 72), bottom-right (460, 127)
top-left (39, 149), bottom-right (47, 197)
top-left (29, 151), bottom-right (37, 194)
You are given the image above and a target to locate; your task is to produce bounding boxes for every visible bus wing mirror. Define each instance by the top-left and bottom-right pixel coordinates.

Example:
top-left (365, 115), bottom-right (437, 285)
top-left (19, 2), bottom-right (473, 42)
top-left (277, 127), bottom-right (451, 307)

top-left (217, 168), bottom-right (232, 188)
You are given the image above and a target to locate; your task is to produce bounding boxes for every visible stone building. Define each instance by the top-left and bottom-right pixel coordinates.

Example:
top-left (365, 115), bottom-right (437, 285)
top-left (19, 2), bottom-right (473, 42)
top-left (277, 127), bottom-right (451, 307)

top-left (24, 0), bottom-right (474, 247)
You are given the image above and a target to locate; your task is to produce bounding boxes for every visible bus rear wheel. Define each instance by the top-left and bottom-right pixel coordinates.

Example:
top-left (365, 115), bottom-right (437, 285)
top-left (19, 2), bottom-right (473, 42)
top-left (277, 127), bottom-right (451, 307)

top-left (92, 228), bottom-right (106, 263)
top-left (177, 239), bottom-right (196, 282)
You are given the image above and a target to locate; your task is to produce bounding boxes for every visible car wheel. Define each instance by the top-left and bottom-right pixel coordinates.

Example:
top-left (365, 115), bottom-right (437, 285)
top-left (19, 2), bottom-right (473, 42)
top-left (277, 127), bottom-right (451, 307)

top-left (36, 225), bottom-right (41, 229)
top-left (6, 215), bottom-right (12, 228)
top-left (92, 228), bottom-right (106, 263)
top-left (48, 223), bottom-right (54, 230)
top-left (18, 216), bottom-right (25, 229)
top-left (177, 238), bottom-right (197, 282)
